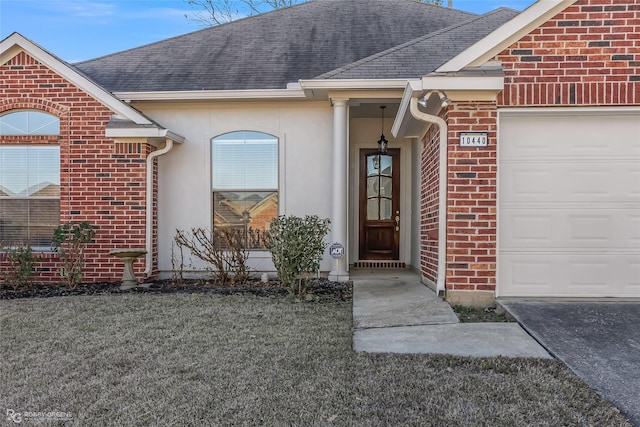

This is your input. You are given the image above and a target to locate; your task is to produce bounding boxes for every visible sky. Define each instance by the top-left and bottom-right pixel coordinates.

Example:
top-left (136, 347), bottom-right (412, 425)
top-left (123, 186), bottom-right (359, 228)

top-left (1, 0), bottom-right (536, 63)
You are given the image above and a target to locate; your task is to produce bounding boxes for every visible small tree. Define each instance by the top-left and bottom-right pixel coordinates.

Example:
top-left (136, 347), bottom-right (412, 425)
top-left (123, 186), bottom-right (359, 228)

top-left (174, 227), bottom-right (250, 286)
top-left (185, 0), bottom-right (443, 27)
top-left (51, 222), bottom-right (96, 289)
top-left (266, 215), bottom-right (330, 297)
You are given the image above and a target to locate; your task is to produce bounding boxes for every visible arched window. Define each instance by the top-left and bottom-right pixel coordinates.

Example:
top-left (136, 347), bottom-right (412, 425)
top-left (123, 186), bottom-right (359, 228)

top-left (0, 110), bottom-right (60, 135)
top-left (212, 131), bottom-right (278, 249)
top-left (0, 111), bottom-right (60, 248)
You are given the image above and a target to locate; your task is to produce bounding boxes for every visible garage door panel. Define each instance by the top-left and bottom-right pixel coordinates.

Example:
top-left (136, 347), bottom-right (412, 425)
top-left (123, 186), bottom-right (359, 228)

top-left (502, 162), bottom-right (640, 203)
top-left (498, 110), bottom-right (640, 298)
top-left (500, 253), bottom-right (638, 297)
top-left (500, 115), bottom-right (640, 159)
top-left (501, 207), bottom-right (638, 249)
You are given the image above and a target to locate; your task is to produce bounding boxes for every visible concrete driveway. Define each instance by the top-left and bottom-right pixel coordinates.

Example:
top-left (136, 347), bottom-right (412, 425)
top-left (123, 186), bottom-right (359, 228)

top-left (501, 301), bottom-right (640, 426)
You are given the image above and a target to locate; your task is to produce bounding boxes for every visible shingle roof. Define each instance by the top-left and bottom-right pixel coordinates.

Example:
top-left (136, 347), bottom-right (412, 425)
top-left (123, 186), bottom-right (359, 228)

top-left (316, 7), bottom-right (518, 80)
top-left (75, 0), bottom-right (489, 92)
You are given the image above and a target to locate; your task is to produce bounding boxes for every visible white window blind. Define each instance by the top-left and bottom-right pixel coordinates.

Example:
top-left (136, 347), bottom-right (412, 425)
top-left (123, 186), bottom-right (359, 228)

top-left (0, 145), bottom-right (60, 248)
top-left (212, 131), bottom-right (278, 190)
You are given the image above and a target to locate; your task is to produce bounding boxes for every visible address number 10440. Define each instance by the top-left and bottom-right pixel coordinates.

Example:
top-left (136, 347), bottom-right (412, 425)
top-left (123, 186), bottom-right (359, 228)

top-left (459, 132), bottom-right (488, 148)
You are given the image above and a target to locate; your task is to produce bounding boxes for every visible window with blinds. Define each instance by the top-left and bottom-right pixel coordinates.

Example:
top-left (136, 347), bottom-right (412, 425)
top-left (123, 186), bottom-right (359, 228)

top-left (212, 131), bottom-right (278, 249)
top-left (1, 111), bottom-right (61, 249)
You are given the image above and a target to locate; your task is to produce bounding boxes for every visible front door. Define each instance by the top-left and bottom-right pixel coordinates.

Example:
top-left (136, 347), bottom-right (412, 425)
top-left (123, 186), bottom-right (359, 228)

top-left (359, 149), bottom-right (400, 260)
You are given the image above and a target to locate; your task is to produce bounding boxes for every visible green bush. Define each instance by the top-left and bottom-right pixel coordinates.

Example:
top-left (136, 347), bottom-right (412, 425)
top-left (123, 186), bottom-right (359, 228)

top-left (266, 215), bottom-right (330, 297)
top-left (51, 222), bottom-right (96, 289)
top-left (1, 242), bottom-right (41, 290)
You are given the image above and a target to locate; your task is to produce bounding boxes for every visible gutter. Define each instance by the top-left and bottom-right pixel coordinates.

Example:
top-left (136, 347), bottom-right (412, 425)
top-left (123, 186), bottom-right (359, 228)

top-left (143, 139), bottom-right (175, 278)
top-left (409, 96), bottom-right (447, 295)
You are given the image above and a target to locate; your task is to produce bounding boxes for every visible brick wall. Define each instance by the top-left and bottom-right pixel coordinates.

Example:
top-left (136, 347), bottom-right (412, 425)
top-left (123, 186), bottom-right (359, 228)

top-left (419, 122), bottom-right (440, 284)
top-left (420, 0), bottom-right (639, 298)
top-left (498, 0), bottom-right (639, 107)
top-left (444, 102), bottom-right (498, 293)
top-left (0, 51), bottom-right (152, 284)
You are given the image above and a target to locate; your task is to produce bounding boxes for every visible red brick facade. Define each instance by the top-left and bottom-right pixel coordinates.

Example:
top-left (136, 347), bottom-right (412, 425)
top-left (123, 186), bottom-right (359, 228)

top-left (0, 51), bottom-right (153, 284)
top-left (421, 0), bottom-right (639, 298)
top-left (444, 102), bottom-right (498, 293)
top-left (498, 0), bottom-right (639, 107)
top-left (419, 122), bottom-right (440, 284)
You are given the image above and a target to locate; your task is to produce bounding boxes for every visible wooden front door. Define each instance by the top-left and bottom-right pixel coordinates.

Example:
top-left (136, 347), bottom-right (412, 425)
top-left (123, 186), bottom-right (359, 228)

top-left (359, 149), bottom-right (400, 260)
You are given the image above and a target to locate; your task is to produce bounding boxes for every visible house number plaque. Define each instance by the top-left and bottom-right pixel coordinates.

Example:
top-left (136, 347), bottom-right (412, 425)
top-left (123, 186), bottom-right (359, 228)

top-left (459, 132), bottom-right (488, 148)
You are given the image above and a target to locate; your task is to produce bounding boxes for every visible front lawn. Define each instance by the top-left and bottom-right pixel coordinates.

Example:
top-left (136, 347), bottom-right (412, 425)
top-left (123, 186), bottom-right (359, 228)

top-left (0, 294), bottom-right (631, 426)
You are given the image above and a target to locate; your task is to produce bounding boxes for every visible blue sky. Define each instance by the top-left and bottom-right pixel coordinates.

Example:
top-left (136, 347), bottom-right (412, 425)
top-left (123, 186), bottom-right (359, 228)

top-left (1, 0), bottom-right (536, 63)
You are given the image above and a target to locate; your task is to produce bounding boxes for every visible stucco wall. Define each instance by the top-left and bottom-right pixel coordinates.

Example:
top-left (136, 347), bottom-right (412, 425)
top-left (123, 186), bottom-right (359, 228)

top-left (135, 101), bottom-right (335, 276)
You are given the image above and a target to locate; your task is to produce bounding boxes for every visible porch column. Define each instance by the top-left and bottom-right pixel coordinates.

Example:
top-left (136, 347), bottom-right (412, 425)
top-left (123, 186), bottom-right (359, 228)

top-left (329, 98), bottom-right (349, 282)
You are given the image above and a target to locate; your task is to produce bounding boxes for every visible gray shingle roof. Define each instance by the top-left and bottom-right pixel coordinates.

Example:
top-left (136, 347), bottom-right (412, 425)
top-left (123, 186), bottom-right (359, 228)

top-left (316, 7), bottom-right (518, 79)
top-left (74, 0), bottom-right (515, 92)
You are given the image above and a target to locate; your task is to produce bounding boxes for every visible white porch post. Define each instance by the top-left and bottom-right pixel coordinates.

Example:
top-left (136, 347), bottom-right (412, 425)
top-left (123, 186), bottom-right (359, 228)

top-left (329, 98), bottom-right (349, 282)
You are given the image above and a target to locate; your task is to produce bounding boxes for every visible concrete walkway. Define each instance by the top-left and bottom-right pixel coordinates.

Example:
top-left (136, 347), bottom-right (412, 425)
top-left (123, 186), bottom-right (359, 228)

top-left (352, 269), bottom-right (551, 358)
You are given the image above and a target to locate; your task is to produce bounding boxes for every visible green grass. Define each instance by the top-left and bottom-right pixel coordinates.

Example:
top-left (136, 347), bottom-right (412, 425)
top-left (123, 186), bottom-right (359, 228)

top-left (0, 294), bottom-right (631, 426)
top-left (452, 305), bottom-right (515, 323)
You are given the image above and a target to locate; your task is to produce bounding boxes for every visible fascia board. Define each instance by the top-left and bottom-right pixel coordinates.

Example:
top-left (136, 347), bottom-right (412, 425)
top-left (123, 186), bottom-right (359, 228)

top-left (299, 79), bottom-right (414, 90)
top-left (437, 0), bottom-right (578, 73)
top-left (391, 81), bottom-right (423, 138)
top-left (114, 89), bottom-right (308, 102)
top-left (1, 33), bottom-right (152, 125)
top-left (106, 127), bottom-right (185, 143)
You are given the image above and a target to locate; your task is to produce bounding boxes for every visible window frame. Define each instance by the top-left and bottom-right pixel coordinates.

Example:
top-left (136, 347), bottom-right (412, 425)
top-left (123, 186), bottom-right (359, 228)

top-left (211, 131), bottom-right (279, 250)
top-left (0, 109), bottom-right (61, 251)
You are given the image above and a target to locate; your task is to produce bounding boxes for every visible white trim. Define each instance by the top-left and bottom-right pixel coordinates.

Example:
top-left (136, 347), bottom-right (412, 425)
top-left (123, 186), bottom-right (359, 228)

top-left (115, 89), bottom-right (307, 101)
top-left (114, 80), bottom-right (416, 102)
top-left (105, 127), bottom-right (185, 143)
top-left (437, 0), bottom-right (578, 73)
top-left (300, 79), bottom-right (415, 90)
top-left (0, 33), bottom-right (152, 125)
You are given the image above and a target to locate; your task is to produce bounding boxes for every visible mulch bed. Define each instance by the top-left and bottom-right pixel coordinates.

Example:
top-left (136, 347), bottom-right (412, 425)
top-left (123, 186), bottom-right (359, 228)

top-left (0, 278), bottom-right (352, 301)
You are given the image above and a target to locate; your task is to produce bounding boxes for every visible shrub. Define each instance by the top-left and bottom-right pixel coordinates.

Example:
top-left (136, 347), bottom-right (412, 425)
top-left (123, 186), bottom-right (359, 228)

top-left (266, 215), bottom-right (330, 297)
top-left (51, 222), bottom-right (96, 289)
top-left (174, 227), bottom-right (250, 286)
top-left (1, 242), bottom-right (41, 290)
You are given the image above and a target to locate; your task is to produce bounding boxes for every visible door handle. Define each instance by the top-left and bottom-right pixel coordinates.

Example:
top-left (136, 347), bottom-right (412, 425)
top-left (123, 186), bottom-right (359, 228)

top-left (395, 211), bottom-right (400, 232)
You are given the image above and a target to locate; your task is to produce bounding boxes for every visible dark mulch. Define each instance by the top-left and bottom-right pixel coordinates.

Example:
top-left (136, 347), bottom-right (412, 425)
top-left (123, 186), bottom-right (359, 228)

top-left (0, 277), bottom-right (352, 301)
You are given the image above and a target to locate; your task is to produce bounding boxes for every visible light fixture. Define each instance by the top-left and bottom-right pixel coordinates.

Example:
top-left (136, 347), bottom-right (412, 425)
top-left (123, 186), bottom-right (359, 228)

top-left (377, 105), bottom-right (388, 154)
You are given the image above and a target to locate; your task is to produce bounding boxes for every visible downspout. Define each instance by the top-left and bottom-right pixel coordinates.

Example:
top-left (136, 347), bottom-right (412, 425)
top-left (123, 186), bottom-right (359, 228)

top-left (144, 139), bottom-right (174, 278)
top-left (409, 96), bottom-right (448, 295)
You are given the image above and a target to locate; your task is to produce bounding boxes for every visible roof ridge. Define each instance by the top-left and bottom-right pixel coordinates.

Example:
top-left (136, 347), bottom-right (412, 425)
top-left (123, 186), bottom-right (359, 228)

top-left (316, 7), bottom-right (511, 80)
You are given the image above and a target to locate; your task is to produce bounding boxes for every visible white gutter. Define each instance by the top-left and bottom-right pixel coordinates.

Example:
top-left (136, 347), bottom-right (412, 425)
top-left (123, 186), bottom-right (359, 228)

top-left (299, 78), bottom-right (415, 90)
top-left (143, 139), bottom-right (174, 278)
top-left (115, 88), bottom-right (307, 102)
top-left (409, 96), bottom-right (447, 295)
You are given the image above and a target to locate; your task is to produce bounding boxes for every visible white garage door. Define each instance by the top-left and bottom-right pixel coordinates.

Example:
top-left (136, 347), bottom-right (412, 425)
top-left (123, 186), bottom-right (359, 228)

top-left (498, 109), bottom-right (640, 298)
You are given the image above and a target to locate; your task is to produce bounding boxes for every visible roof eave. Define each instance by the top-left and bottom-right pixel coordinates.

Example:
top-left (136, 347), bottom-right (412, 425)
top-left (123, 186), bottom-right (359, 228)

top-left (114, 88), bottom-right (308, 102)
top-left (437, 0), bottom-right (578, 73)
top-left (105, 127), bottom-right (185, 144)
